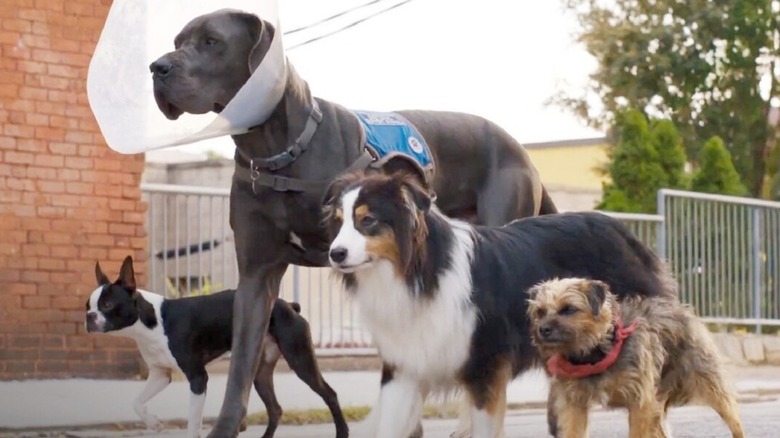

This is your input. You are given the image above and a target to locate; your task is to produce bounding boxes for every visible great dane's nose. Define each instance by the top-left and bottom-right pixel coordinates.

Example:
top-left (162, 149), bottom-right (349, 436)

top-left (150, 58), bottom-right (173, 77)
top-left (329, 247), bottom-right (348, 264)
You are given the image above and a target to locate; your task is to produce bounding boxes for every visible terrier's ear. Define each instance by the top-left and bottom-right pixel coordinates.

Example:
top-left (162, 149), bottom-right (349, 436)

top-left (526, 284), bottom-right (543, 301)
top-left (586, 280), bottom-right (608, 316)
top-left (95, 261), bottom-right (110, 286)
top-left (117, 256), bottom-right (136, 292)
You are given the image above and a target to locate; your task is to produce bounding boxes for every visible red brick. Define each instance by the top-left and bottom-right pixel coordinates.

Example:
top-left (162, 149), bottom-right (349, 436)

top-left (27, 166), bottom-right (57, 180)
top-left (50, 38), bottom-right (80, 53)
top-left (58, 168), bottom-right (80, 181)
top-left (66, 336), bottom-right (93, 349)
top-left (4, 361), bottom-right (36, 376)
top-left (37, 180), bottom-right (65, 193)
top-left (37, 206), bottom-right (66, 218)
top-left (17, 138), bottom-right (47, 153)
top-left (64, 156), bottom-right (92, 169)
top-left (65, 181), bottom-right (92, 195)
top-left (36, 101), bottom-right (67, 115)
top-left (0, 243), bottom-right (20, 256)
top-left (49, 142), bottom-right (77, 155)
top-left (34, 154), bottom-right (65, 168)
top-left (0, 269), bottom-right (21, 282)
top-left (39, 257), bottom-right (66, 271)
top-left (6, 283), bottom-right (36, 296)
top-left (48, 90), bottom-right (77, 104)
top-left (50, 245), bottom-right (78, 259)
top-left (0, 137), bottom-right (16, 150)
top-left (36, 127), bottom-right (66, 141)
top-left (2, 45), bottom-right (31, 60)
top-left (36, 361), bottom-right (69, 373)
top-left (47, 322), bottom-right (76, 335)
top-left (0, 349), bottom-right (40, 361)
top-left (2, 19), bottom-right (32, 33)
top-left (4, 125), bottom-right (35, 139)
top-left (18, 86), bottom-right (47, 101)
top-left (10, 335), bottom-right (41, 349)
top-left (21, 271), bottom-right (49, 284)
top-left (18, 9), bottom-right (47, 22)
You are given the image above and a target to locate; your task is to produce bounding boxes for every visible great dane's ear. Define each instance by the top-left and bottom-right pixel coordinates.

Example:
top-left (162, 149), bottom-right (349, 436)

top-left (586, 280), bottom-right (608, 316)
top-left (95, 261), bottom-right (110, 287)
top-left (237, 13), bottom-right (272, 75)
top-left (116, 255), bottom-right (137, 292)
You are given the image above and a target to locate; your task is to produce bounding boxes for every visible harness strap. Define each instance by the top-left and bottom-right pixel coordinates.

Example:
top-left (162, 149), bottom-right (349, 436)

top-left (234, 150), bottom-right (375, 193)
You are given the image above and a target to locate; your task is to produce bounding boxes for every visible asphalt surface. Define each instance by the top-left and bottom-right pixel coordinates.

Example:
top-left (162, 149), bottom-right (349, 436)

top-left (4, 397), bottom-right (777, 438)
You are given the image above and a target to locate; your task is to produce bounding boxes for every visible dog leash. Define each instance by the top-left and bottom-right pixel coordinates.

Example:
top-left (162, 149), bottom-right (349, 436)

top-left (546, 313), bottom-right (639, 379)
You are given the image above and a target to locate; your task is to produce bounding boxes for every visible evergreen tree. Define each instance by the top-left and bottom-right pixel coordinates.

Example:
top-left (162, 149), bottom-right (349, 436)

top-left (597, 109), bottom-right (667, 213)
top-left (650, 120), bottom-right (688, 189)
top-left (691, 136), bottom-right (749, 196)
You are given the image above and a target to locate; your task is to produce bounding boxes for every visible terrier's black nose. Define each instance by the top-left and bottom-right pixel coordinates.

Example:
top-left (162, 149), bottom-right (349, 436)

top-left (538, 324), bottom-right (554, 338)
top-left (150, 58), bottom-right (173, 77)
top-left (329, 247), bottom-right (348, 264)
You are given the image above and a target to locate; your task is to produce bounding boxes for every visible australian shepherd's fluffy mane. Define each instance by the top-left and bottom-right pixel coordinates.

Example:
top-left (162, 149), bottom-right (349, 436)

top-left (321, 171), bottom-right (677, 438)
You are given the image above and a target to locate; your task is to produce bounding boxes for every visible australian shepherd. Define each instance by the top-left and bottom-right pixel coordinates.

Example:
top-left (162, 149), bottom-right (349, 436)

top-left (322, 171), bottom-right (677, 438)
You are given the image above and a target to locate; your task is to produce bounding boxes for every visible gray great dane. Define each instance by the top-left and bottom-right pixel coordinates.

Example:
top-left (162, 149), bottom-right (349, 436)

top-left (150, 9), bottom-right (557, 438)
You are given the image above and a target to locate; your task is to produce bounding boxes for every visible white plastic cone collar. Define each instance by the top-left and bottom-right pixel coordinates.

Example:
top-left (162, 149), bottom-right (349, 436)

top-left (87, 0), bottom-right (286, 154)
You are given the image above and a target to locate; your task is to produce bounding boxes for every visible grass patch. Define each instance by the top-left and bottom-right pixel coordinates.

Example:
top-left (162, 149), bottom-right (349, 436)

top-left (246, 402), bottom-right (465, 426)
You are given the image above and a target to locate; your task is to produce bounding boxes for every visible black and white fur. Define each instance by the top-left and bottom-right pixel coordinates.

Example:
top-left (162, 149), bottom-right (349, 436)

top-left (322, 172), bottom-right (677, 438)
top-left (85, 256), bottom-right (348, 438)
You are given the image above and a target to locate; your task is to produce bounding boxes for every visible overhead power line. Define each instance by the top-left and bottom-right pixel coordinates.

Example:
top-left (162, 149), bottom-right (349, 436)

top-left (286, 0), bottom-right (416, 51)
top-left (283, 0), bottom-right (387, 35)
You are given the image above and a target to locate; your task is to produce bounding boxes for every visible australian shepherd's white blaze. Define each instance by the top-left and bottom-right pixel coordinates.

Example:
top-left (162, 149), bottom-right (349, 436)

top-left (322, 172), bottom-right (677, 438)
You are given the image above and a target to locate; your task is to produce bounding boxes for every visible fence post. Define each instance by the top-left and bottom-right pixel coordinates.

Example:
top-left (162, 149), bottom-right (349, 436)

top-left (656, 189), bottom-right (666, 259)
top-left (751, 208), bottom-right (762, 334)
top-left (293, 265), bottom-right (301, 303)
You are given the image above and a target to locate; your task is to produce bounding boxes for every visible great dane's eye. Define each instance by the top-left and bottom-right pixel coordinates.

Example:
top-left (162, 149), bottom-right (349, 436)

top-left (360, 215), bottom-right (377, 228)
top-left (204, 37), bottom-right (218, 47)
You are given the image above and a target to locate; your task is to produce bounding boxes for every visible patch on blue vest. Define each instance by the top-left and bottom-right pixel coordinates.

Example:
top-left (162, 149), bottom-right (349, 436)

top-left (353, 110), bottom-right (435, 183)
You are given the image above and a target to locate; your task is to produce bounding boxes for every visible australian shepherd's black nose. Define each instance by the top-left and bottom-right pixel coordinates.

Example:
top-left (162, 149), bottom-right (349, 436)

top-left (322, 171), bottom-right (678, 438)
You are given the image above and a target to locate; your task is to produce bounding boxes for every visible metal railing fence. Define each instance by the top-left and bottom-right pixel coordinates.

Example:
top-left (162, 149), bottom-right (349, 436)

top-left (141, 183), bottom-right (780, 351)
top-left (658, 189), bottom-right (780, 331)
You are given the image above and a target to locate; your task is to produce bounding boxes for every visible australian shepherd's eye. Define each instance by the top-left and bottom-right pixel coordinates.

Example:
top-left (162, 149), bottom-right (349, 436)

top-left (359, 214), bottom-right (378, 228)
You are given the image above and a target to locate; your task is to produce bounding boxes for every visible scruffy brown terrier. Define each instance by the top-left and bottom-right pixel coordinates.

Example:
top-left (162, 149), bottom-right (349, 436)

top-left (527, 277), bottom-right (744, 438)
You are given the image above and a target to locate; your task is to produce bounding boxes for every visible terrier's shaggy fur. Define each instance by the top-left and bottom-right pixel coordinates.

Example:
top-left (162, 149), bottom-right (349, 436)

top-left (527, 278), bottom-right (744, 438)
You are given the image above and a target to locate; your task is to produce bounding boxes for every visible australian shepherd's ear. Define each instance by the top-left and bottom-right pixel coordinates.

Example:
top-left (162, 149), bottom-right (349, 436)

top-left (321, 171), bottom-right (366, 224)
top-left (391, 171), bottom-right (432, 214)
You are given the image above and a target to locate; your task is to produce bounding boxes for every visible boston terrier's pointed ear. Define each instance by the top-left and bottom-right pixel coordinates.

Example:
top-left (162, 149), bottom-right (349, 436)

top-left (117, 256), bottom-right (136, 292)
top-left (95, 261), bottom-right (110, 286)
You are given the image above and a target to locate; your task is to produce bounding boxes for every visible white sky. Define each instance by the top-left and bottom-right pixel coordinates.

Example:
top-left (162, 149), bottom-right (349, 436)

top-left (168, 0), bottom-right (604, 158)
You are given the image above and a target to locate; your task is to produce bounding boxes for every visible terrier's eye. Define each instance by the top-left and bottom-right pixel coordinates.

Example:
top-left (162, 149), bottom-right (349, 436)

top-left (534, 308), bottom-right (545, 319)
top-left (102, 303), bottom-right (113, 312)
top-left (559, 305), bottom-right (577, 316)
top-left (360, 214), bottom-right (377, 228)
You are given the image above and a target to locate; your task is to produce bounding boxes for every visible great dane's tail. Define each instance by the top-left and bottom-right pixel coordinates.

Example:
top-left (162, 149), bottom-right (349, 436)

top-left (539, 186), bottom-right (558, 215)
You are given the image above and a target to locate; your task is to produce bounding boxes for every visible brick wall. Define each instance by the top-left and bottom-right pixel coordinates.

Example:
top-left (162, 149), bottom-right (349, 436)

top-left (0, 0), bottom-right (148, 380)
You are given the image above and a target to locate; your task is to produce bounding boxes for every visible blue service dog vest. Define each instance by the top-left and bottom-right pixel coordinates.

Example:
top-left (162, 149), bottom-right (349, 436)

top-left (353, 110), bottom-right (435, 184)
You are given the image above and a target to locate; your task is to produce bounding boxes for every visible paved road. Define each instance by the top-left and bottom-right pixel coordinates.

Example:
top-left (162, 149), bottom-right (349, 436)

top-left (11, 397), bottom-right (776, 438)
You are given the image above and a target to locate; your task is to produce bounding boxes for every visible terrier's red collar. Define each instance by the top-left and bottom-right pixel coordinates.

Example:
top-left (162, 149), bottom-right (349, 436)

top-left (546, 312), bottom-right (638, 379)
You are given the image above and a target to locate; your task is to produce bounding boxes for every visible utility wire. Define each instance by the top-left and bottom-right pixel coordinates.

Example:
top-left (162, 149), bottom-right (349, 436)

top-left (286, 0), bottom-right (416, 51)
top-left (283, 0), bottom-right (387, 35)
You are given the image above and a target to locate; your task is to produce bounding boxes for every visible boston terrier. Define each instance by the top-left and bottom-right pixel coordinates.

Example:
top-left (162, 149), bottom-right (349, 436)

top-left (85, 256), bottom-right (348, 438)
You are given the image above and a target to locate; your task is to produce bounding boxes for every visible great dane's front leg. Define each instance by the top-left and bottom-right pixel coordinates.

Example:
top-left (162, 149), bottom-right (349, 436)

top-left (207, 263), bottom-right (288, 438)
top-left (133, 367), bottom-right (171, 431)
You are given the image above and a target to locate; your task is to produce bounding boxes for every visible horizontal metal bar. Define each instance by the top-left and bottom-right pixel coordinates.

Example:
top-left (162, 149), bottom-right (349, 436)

top-left (600, 211), bottom-right (665, 222)
top-left (699, 317), bottom-right (780, 327)
top-left (141, 183), bottom-right (230, 197)
top-left (659, 189), bottom-right (780, 209)
top-left (314, 347), bottom-right (378, 357)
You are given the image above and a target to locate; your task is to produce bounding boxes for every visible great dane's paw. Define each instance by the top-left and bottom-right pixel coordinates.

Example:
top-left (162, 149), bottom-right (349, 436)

top-left (206, 422), bottom-right (240, 438)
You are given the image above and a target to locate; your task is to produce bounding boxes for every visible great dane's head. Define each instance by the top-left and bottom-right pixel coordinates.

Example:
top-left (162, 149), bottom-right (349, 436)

top-left (149, 9), bottom-right (274, 120)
